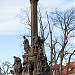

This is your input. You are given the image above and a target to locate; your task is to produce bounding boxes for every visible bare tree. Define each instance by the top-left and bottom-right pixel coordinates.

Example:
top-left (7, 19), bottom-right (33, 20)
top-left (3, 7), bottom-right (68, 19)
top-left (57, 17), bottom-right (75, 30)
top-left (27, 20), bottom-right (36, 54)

top-left (0, 61), bottom-right (13, 75)
top-left (47, 8), bottom-right (75, 75)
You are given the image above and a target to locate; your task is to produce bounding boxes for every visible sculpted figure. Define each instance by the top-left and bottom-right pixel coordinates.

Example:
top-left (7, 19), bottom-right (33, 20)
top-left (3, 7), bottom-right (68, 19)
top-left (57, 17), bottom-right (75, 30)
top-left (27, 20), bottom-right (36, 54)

top-left (33, 35), bottom-right (44, 49)
top-left (23, 65), bottom-right (28, 72)
top-left (37, 48), bottom-right (48, 74)
top-left (23, 57), bottom-right (28, 65)
top-left (13, 56), bottom-right (22, 74)
top-left (23, 36), bottom-right (29, 53)
top-left (23, 56), bottom-right (28, 72)
top-left (33, 34), bottom-right (38, 53)
top-left (14, 56), bottom-right (21, 63)
top-left (28, 60), bottom-right (34, 74)
top-left (38, 49), bottom-right (43, 60)
top-left (33, 35), bottom-right (38, 46)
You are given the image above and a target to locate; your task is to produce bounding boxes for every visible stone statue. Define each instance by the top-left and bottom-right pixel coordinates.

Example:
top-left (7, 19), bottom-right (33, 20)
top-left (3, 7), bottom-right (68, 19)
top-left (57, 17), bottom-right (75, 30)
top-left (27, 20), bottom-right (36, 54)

top-left (33, 35), bottom-right (38, 46)
top-left (22, 56), bottom-right (28, 72)
top-left (33, 35), bottom-right (44, 49)
top-left (23, 57), bottom-right (28, 65)
top-left (13, 56), bottom-right (22, 74)
top-left (28, 60), bottom-right (34, 74)
top-left (37, 49), bottom-right (43, 60)
top-left (33, 34), bottom-right (38, 53)
top-left (23, 36), bottom-right (29, 53)
top-left (37, 49), bottom-right (48, 74)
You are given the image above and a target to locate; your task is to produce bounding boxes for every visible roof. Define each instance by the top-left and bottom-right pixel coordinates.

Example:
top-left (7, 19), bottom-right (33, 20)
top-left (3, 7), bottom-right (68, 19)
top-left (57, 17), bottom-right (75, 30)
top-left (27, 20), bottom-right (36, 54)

top-left (62, 62), bottom-right (75, 75)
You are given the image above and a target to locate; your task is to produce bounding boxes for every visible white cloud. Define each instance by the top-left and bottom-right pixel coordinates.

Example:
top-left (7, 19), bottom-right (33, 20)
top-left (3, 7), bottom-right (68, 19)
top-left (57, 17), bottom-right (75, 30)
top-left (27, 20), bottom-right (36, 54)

top-left (0, 17), bottom-right (26, 35)
top-left (0, 0), bottom-right (26, 35)
top-left (0, 0), bottom-right (74, 35)
top-left (39, 0), bottom-right (74, 11)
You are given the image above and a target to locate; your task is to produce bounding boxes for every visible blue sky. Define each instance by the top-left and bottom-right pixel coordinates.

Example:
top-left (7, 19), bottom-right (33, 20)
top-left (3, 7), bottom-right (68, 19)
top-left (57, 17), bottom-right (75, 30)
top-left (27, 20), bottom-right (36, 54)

top-left (0, 0), bottom-right (74, 64)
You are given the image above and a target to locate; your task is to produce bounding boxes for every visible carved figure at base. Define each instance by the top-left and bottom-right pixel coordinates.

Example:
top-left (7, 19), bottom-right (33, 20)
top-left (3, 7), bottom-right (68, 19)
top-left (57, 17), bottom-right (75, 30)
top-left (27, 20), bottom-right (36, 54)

top-left (28, 60), bottom-right (34, 74)
top-left (13, 56), bottom-right (22, 75)
top-left (22, 56), bottom-right (28, 72)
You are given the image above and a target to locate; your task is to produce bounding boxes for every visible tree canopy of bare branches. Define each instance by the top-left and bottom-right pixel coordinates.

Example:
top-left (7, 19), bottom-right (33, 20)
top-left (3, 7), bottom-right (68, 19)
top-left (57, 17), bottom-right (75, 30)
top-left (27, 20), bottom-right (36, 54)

top-left (46, 8), bottom-right (75, 75)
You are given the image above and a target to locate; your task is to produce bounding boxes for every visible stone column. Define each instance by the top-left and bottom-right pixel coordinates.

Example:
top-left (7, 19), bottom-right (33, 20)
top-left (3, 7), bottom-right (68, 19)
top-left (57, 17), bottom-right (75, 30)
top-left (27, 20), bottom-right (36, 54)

top-left (30, 0), bottom-right (39, 47)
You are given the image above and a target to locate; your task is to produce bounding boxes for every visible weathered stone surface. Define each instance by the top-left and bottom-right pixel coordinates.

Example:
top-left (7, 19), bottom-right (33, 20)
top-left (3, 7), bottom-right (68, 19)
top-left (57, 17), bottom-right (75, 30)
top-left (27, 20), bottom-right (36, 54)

top-left (13, 56), bottom-right (22, 75)
top-left (11, 0), bottom-right (49, 75)
top-left (23, 36), bottom-right (29, 54)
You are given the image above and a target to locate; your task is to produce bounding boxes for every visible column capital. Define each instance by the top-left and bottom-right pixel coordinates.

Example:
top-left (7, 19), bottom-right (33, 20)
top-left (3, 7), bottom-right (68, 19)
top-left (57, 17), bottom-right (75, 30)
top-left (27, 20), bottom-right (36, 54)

top-left (30, 0), bottom-right (39, 3)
